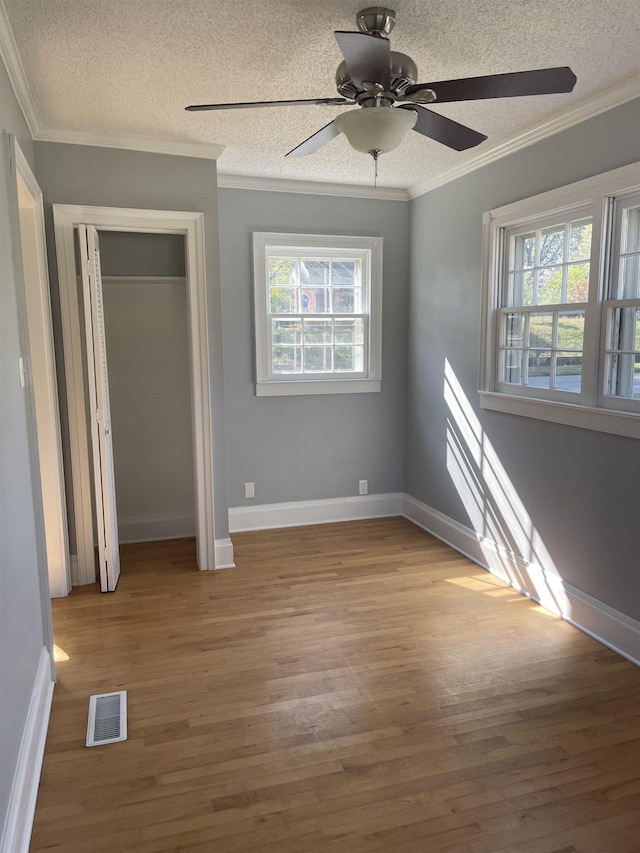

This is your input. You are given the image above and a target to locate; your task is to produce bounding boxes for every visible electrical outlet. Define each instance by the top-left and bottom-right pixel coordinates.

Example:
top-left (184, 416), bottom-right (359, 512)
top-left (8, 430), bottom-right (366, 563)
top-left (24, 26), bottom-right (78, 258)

top-left (244, 482), bottom-right (255, 499)
top-left (359, 479), bottom-right (368, 496)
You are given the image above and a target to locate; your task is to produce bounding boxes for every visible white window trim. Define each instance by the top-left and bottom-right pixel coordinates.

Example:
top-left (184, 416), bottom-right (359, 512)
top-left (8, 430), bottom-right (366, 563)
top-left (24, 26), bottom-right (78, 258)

top-left (253, 232), bottom-right (382, 396)
top-left (479, 161), bottom-right (640, 440)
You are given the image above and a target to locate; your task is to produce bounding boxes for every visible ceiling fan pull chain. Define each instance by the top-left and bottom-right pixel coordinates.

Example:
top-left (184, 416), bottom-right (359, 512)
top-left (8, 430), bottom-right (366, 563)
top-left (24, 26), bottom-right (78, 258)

top-left (371, 148), bottom-right (381, 187)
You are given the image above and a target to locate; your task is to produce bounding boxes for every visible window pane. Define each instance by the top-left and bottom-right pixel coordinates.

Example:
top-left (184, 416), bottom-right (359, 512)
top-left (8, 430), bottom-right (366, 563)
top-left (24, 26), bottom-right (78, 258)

top-left (527, 351), bottom-right (551, 388)
top-left (303, 319), bottom-right (332, 344)
top-left (512, 233), bottom-right (536, 271)
top-left (333, 288), bottom-right (360, 313)
top-left (301, 287), bottom-right (330, 313)
top-left (606, 307), bottom-right (640, 399)
top-left (502, 350), bottom-right (523, 384)
top-left (537, 267), bottom-right (562, 304)
top-left (566, 261), bottom-right (590, 303)
top-left (528, 312), bottom-right (553, 348)
top-left (502, 312), bottom-right (524, 347)
top-left (609, 306), bottom-right (640, 352)
top-left (622, 206), bottom-right (640, 254)
top-left (568, 220), bottom-right (592, 262)
top-left (557, 311), bottom-right (585, 350)
top-left (335, 346), bottom-right (363, 372)
top-left (510, 271), bottom-right (535, 306)
top-left (620, 255), bottom-right (640, 299)
top-left (301, 260), bottom-right (330, 284)
top-left (332, 260), bottom-right (358, 285)
top-left (554, 352), bottom-right (582, 393)
top-left (270, 287), bottom-right (298, 314)
top-left (608, 353), bottom-right (640, 399)
top-left (272, 346), bottom-right (301, 374)
top-left (304, 346), bottom-right (333, 372)
top-left (272, 319), bottom-right (301, 345)
top-left (269, 258), bottom-right (298, 285)
top-left (540, 226), bottom-right (564, 266)
top-left (335, 318), bottom-right (364, 344)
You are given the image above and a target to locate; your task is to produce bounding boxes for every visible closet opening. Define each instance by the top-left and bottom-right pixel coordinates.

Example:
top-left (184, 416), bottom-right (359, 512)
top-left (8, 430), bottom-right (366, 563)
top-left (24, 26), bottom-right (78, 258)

top-left (100, 230), bottom-right (196, 555)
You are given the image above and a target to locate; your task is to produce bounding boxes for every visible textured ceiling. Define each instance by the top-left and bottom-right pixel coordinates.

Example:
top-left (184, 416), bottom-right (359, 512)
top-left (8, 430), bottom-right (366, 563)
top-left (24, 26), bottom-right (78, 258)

top-left (3, 0), bottom-right (639, 191)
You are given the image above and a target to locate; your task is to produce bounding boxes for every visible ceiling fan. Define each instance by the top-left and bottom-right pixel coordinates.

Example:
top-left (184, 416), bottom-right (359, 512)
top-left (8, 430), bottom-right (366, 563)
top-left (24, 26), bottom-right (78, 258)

top-left (186, 6), bottom-right (577, 163)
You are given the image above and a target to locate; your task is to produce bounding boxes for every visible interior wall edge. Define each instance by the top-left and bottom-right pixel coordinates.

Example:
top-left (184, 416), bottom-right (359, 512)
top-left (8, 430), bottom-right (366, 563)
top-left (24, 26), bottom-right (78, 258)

top-left (0, 646), bottom-right (54, 853)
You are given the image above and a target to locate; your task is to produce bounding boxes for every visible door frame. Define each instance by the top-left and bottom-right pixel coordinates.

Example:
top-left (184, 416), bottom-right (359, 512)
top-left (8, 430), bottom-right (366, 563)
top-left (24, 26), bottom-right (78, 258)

top-left (52, 204), bottom-right (217, 582)
top-left (15, 141), bottom-right (71, 597)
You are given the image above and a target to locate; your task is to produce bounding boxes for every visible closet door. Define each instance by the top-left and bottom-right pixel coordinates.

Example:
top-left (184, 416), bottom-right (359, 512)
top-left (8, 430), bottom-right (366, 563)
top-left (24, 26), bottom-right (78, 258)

top-left (79, 224), bottom-right (121, 591)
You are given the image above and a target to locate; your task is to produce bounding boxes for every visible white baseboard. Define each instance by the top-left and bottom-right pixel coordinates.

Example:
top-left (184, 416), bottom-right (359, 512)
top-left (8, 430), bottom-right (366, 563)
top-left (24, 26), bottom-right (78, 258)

top-left (215, 537), bottom-right (235, 569)
top-left (229, 492), bottom-right (404, 533)
top-left (1, 646), bottom-right (54, 853)
top-left (117, 511), bottom-right (196, 544)
top-left (403, 494), bottom-right (640, 666)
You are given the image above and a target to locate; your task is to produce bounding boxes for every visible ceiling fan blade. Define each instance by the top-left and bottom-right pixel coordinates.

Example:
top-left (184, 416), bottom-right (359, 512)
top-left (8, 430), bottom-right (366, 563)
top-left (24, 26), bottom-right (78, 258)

top-left (405, 67), bottom-right (577, 103)
top-left (186, 97), bottom-right (347, 112)
top-left (398, 105), bottom-right (487, 151)
top-left (285, 120), bottom-right (341, 157)
top-left (335, 31), bottom-right (390, 90)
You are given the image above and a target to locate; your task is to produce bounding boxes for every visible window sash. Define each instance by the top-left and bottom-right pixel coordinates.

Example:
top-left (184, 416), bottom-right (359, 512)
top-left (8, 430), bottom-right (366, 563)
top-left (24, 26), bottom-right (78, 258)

top-left (269, 313), bottom-right (369, 379)
top-left (496, 304), bottom-right (587, 402)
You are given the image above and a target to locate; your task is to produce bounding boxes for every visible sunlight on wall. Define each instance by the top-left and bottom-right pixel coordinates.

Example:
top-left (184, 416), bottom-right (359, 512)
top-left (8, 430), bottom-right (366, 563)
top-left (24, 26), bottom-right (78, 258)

top-left (444, 359), bottom-right (570, 618)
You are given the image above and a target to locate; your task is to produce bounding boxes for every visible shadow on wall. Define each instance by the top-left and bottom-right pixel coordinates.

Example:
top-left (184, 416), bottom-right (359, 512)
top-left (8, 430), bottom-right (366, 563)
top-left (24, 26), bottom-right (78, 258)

top-left (443, 359), bottom-right (571, 619)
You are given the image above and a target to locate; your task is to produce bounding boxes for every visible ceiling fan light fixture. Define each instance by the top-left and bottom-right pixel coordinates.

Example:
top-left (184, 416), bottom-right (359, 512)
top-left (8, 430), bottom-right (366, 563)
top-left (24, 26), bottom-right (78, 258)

top-left (335, 106), bottom-right (417, 154)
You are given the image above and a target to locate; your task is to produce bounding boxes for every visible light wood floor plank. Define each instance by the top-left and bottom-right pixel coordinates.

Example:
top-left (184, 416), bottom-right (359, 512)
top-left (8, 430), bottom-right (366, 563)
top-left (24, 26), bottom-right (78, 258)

top-left (30, 519), bottom-right (640, 852)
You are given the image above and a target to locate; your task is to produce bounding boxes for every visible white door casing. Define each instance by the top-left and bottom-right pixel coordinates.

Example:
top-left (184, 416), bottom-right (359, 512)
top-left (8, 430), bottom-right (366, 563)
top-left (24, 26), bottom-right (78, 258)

top-left (78, 225), bottom-right (121, 592)
top-left (14, 142), bottom-right (71, 597)
top-left (53, 205), bottom-right (218, 582)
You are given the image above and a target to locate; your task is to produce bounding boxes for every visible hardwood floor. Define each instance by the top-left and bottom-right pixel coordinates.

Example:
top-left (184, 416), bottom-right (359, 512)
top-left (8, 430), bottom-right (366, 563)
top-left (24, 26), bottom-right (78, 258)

top-left (31, 518), bottom-right (640, 853)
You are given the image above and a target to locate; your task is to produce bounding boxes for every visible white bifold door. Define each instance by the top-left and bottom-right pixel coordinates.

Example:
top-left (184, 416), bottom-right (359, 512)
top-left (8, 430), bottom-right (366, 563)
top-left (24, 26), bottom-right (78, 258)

top-left (78, 224), bottom-right (121, 591)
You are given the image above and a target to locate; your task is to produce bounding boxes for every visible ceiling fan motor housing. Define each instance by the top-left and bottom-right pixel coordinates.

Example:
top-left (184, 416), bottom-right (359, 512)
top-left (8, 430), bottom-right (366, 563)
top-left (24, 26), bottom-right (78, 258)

top-left (335, 51), bottom-right (417, 99)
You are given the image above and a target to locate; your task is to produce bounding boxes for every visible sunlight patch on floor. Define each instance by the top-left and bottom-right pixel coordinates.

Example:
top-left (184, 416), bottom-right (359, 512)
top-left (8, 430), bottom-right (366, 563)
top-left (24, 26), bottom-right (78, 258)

top-left (445, 573), bottom-right (525, 601)
top-left (53, 643), bottom-right (70, 662)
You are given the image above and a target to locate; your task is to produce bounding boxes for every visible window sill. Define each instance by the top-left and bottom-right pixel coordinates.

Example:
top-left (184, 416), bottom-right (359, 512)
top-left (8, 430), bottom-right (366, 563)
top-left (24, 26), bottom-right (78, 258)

top-left (479, 391), bottom-right (639, 439)
top-left (256, 378), bottom-right (381, 397)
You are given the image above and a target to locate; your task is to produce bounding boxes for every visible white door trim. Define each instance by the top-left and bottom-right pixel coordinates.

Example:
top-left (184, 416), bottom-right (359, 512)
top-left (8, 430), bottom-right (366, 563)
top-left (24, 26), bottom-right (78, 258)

top-left (14, 142), bottom-right (71, 597)
top-left (52, 204), bottom-right (217, 579)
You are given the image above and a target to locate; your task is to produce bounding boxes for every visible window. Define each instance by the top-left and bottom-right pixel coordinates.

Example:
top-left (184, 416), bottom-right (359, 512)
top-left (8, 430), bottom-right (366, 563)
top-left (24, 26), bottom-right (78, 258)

top-left (480, 162), bottom-right (639, 439)
top-left (253, 233), bottom-right (382, 395)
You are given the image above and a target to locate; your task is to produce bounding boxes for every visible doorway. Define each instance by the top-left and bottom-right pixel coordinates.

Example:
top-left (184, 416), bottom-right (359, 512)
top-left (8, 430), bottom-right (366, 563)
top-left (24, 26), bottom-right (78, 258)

top-left (53, 205), bottom-right (219, 588)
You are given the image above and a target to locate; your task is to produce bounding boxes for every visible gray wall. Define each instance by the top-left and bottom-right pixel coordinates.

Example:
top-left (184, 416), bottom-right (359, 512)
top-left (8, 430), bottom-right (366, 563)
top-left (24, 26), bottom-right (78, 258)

top-left (405, 98), bottom-right (640, 620)
top-left (101, 233), bottom-right (195, 540)
top-left (34, 143), bottom-right (230, 540)
top-left (218, 188), bottom-right (409, 507)
top-left (99, 230), bottom-right (185, 277)
top-left (0, 59), bottom-right (50, 834)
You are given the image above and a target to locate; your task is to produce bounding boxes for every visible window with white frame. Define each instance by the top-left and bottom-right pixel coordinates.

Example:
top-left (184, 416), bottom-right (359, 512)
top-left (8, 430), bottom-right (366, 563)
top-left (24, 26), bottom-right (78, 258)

top-left (253, 233), bottom-right (382, 396)
top-left (480, 162), bottom-right (640, 439)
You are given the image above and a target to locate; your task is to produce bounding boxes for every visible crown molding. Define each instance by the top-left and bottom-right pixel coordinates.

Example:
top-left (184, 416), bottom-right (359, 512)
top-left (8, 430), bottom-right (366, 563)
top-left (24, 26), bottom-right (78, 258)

top-left (407, 74), bottom-right (640, 199)
top-left (0, 0), bottom-right (41, 136)
top-left (34, 128), bottom-right (224, 160)
top-left (216, 172), bottom-right (409, 201)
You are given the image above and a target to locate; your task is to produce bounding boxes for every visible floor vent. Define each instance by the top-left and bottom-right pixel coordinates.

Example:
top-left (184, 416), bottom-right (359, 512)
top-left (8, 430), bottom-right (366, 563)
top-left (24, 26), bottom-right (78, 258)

top-left (86, 690), bottom-right (127, 747)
